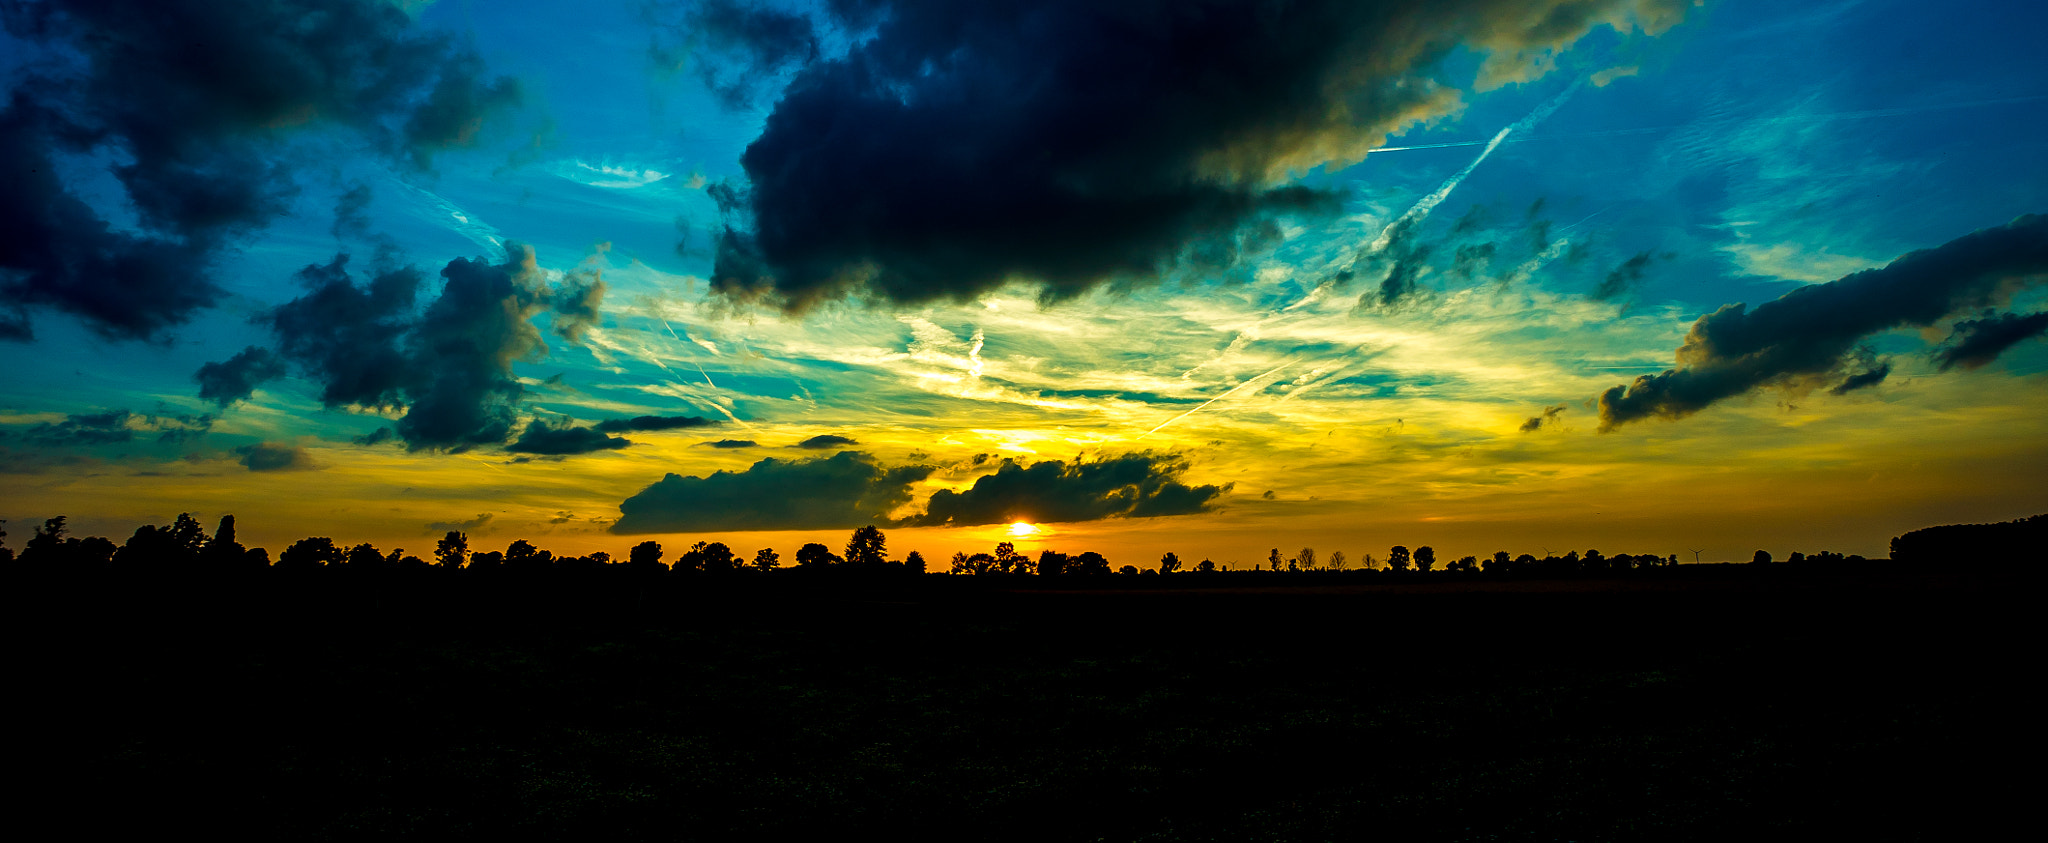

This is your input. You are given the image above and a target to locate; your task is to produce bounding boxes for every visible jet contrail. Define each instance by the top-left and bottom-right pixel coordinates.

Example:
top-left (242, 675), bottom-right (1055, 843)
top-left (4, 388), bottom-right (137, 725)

top-left (1360, 81), bottom-right (1583, 255)
top-left (1365, 93), bottom-right (2048, 154)
top-left (1138, 362), bottom-right (1292, 439)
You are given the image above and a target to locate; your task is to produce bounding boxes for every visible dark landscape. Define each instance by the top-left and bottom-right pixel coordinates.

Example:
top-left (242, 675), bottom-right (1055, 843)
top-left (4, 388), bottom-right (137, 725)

top-left (21, 515), bottom-right (2039, 840)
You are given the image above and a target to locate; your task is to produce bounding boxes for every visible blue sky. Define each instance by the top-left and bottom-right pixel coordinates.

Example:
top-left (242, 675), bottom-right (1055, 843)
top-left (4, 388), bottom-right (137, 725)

top-left (3, 0), bottom-right (2045, 563)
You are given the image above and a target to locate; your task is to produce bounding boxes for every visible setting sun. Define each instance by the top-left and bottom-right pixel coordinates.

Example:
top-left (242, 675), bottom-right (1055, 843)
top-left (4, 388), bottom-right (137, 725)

top-left (1007, 522), bottom-right (1040, 538)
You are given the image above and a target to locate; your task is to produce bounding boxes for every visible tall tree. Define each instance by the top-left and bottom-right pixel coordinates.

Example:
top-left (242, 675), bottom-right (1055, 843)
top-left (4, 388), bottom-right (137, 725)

top-left (844, 525), bottom-right (887, 567)
top-left (796, 542), bottom-right (837, 567)
top-left (1158, 551), bottom-right (1181, 575)
top-left (628, 540), bottom-right (665, 572)
top-left (435, 531), bottom-right (469, 568)
top-left (752, 547), bottom-right (781, 572)
top-left (1388, 545), bottom-right (1411, 571)
top-left (1414, 546), bottom-right (1436, 572)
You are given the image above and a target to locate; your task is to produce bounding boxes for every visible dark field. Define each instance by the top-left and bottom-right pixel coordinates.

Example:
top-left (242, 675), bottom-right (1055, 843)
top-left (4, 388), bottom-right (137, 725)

top-left (43, 568), bottom-right (2026, 840)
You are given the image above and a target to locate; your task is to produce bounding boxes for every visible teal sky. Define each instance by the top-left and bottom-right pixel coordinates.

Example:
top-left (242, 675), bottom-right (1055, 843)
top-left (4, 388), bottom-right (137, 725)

top-left (4, 0), bottom-right (2045, 565)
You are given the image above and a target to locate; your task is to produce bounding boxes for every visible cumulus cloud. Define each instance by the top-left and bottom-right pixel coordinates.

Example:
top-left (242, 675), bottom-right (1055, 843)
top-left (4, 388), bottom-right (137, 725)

top-left (7, 409), bottom-right (214, 447)
top-left (900, 451), bottom-right (1229, 527)
top-left (237, 441), bottom-right (319, 472)
top-left (504, 419), bottom-right (631, 455)
top-left (1519, 405), bottom-right (1567, 432)
top-left (1592, 251), bottom-right (1657, 301)
top-left (201, 244), bottom-right (609, 451)
top-left (1597, 214), bottom-right (2048, 429)
top-left (1933, 311), bottom-right (2048, 371)
top-left (0, 0), bottom-right (520, 341)
top-left (194, 347), bottom-right (288, 407)
top-left (593, 414), bottom-right (718, 433)
top-left (706, 0), bottom-right (1690, 308)
top-left (795, 434), bottom-right (858, 449)
top-left (612, 451), bottom-right (934, 533)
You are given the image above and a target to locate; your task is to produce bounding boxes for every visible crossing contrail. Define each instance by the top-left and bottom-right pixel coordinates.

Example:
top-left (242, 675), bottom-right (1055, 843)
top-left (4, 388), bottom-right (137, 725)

top-left (1138, 361), bottom-right (1292, 439)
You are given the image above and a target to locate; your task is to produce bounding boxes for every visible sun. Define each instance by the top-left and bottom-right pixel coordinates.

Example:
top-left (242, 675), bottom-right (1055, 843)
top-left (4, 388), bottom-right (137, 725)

top-left (1006, 521), bottom-right (1040, 538)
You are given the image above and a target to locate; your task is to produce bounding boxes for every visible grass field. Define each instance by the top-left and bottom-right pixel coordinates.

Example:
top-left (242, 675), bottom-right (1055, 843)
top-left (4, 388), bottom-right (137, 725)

top-left (44, 568), bottom-right (2024, 840)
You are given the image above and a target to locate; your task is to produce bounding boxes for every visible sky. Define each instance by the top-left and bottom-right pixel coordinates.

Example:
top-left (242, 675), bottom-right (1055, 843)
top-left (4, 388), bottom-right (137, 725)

top-left (3, 0), bottom-right (2046, 566)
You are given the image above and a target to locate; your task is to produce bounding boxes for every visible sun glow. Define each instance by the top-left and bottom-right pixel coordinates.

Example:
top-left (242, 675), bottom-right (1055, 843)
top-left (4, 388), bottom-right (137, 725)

top-left (1007, 521), bottom-right (1040, 538)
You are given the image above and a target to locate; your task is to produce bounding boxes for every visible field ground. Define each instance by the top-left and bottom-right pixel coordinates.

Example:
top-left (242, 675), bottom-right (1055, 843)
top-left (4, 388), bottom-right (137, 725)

top-left (38, 567), bottom-right (2027, 840)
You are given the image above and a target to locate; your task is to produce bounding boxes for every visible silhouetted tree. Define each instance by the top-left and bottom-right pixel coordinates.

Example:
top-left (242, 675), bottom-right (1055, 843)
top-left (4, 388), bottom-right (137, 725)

top-left (1071, 551), bottom-right (1111, 575)
top-left (628, 540), bottom-right (665, 572)
top-left (1752, 549), bottom-right (1772, 565)
top-left (505, 539), bottom-right (550, 573)
top-left (1118, 565), bottom-right (1139, 576)
top-left (1388, 545), bottom-right (1411, 571)
top-left (845, 525), bottom-right (887, 567)
top-left (345, 542), bottom-right (386, 569)
top-left (1294, 547), bottom-right (1315, 571)
top-left (1328, 550), bottom-right (1347, 570)
top-left (1486, 551), bottom-right (1510, 573)
top-left (1583, 549), bottom-right (1607, 572)
top-left (905, 550), bottom-right (927, 574)
top-left (279, 537), bottom-right (344, 570)
top-left (1195, 559), bottom-right (1216, 573)
top-left (202, 514), bottom-right (247, 571)
top-left (679, 541), bottom-right (736, 574)
top-left (796, 542), bottom-right (837, 568)
top-left (752, 547), bottom-right (781, 572)
top-left (1414, 546), bottom-right (1435, 572)
top-left (1268, 548), bottom-right (1282, 571)
top-left (1449, 555), bottom-right (1477, 572)
top-left (989, 541), bottom-right (1019, 574)
top-left (435, 531), bottom-right (469, 568)
top-left (1159, 552), bottom-right (1181, 575)
top-left (1037, 550), bottom-right (1070, 577)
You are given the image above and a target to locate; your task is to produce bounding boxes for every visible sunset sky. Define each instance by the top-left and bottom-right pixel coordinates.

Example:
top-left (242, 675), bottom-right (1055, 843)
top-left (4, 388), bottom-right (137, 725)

top-left (4, 0), bottom-right (2045, 565)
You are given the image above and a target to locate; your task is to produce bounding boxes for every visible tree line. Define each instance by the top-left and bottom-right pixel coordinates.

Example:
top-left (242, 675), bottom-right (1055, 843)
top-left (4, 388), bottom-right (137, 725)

top-left (5, 512), bottom-right (1981, 583)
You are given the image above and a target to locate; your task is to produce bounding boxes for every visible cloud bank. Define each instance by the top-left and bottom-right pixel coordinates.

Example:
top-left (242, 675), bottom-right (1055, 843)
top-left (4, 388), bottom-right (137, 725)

top-left (613, 451), bottom-right (933, 533)
top-left (200, 245), bottom-right (609, 451)
top-left (706, 0), bottom-right (1689, 307)
top-left (901, 451), bottom-right (1229, 527)
top-left (1597, 214), bottom-right (2048, 429)
top-left (0, 0), bottom-right (520, 341)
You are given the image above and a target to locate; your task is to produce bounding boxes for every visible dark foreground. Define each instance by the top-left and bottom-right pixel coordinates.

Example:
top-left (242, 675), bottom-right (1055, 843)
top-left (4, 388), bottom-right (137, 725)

top-left (39, 568), bottom-right (2027, 840)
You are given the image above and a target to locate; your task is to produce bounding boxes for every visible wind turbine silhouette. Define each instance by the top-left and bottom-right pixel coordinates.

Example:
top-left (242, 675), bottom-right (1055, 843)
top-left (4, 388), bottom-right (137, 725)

top-left (1688, 548), bottom-right (1704, 563)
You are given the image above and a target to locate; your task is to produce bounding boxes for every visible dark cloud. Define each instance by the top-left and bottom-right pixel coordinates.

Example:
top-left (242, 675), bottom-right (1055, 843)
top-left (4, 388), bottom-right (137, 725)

top-left (1519, 405), bottom-right (1566, 432)
top-left (0, 0), bottom-right (521, 341)
top-left (425, 513), bottom-right (494, 535)
top-left (236, 441), bottom-right (318, 472)
top-left (548, 267), bottom-right (606, 343)
top-left (900, 451), bottom-right (1229, 527)
top-left (796, 433), bottom-right (858, 449)
top-left (504, 419), bottom-right (631, 456)
top-left (210, 244), bottom-right (606, 451)
top-left (354, 427), bottom-right (397, 447)
top-left (648, 0), bottom-right (820, 110)
top-left (194, 346), bottom-right (287, 407)
top-left (1934, 311), bottom-right (2048, 371)
top-left (709, 0), bottom-right (1686, 308)
top-left (1592, 251), bottom-right (1656, 301)
top-left (612, 450), bottom-right (934, 533)
top-left (265, 254), bottom-right (424, 411)
top-left (332, 183), bottom-right (375, 240)
top-left (1451, 242), bottom-right (1498, 280)
top-left (1829, 358), bottom-right (1892, 395)
top-left (593, 414), bottom-right (718, 433)
top-left (1598, 214), bottom-right (2048, 429)
top-left (1356, 216), bottom-right (1434, 310)
top-left (705, 439), bottom-right (758, 448)
top-left (10, 409), bottom-right (214, 447)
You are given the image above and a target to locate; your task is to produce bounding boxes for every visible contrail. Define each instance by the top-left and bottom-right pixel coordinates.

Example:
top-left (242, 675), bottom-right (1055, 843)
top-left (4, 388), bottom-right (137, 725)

top-left (1365, 93), bottom-right (2048, 155)
top-left (1138, 362), bottom-right (1291, 439)
top-left (1361, 81), bottom-right (1583, 256)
